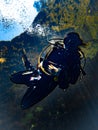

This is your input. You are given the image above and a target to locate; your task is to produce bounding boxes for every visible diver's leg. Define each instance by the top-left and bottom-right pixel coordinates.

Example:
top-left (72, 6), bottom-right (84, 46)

top-left (22, 49), bottom-right (34, 71)
top-left (10, 71), bottom-right (27, 84)
top-left (10, 49), bottom-right (35, 84)
top-left (10, 70), bottom-right (33, 84)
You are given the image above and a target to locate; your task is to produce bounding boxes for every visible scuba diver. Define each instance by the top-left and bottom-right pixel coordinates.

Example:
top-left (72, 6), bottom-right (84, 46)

top-left (10, 32), bottom-right (86, 109)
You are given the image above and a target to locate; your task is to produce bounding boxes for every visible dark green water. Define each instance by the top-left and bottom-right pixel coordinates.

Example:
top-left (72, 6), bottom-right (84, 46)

top-left (0, 51), bottom-right (98, 130)
top-left (0, 0), bottom-right (98, 130)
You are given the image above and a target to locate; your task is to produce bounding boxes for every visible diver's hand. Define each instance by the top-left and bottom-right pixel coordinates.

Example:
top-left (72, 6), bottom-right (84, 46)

top-left (48, 64), bottom-right (61, 76)
top-left (48, 64), bottom-right (59, 72)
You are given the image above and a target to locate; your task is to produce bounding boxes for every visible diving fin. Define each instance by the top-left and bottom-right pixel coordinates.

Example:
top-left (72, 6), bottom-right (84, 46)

top-left (21, 49), bottom-right (34, 71)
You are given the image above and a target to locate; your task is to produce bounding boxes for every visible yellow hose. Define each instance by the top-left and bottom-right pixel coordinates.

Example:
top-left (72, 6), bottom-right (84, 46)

top-left (38, 44), bottom-right (51, 76)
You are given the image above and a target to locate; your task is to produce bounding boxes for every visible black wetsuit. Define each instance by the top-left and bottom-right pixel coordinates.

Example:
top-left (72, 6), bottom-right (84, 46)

top-left (43, 46), bottom-right (81, 89)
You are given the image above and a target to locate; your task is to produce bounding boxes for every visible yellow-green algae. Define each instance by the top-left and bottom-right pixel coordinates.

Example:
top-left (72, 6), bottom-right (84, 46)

top-left (43, 0), bottom-right (98, 58)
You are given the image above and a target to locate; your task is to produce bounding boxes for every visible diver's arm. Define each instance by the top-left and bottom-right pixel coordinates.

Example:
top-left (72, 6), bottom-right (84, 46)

top-left (78, 49), bottom-right (86, 76)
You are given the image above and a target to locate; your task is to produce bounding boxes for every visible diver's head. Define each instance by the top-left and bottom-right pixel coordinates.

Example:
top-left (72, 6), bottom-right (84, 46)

top-left (64, 32), bottom-right (83, 50)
